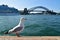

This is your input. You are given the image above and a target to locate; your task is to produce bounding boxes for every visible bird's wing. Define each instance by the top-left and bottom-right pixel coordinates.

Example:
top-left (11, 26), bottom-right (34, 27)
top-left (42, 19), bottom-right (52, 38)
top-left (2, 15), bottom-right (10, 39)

top-left (8, 25), bottom-right (19, 33)
top-left (8, 25), bottom-right (23, 33)
top-left (12, 26), bottom-right (23, 32)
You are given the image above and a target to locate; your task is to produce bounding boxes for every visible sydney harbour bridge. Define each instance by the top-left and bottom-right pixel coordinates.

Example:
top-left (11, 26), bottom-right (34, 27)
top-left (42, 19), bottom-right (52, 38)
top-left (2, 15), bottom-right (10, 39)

top-left (20, 6), bottom-right (57, 15)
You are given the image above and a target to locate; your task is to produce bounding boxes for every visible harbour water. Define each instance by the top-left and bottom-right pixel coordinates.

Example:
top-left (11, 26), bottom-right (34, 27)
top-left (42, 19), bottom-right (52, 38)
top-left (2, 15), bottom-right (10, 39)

top-left (0, 14), bottom-right (60, 36)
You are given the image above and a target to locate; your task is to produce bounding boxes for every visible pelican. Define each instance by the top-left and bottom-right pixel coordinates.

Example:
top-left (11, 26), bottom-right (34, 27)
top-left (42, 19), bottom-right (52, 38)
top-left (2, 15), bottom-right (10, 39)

top-left (4, 17), bottom-right (26, 37)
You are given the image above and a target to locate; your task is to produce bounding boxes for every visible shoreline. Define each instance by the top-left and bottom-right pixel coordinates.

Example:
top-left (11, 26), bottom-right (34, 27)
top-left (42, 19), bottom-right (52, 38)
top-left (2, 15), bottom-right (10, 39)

top-left (0, 36), bottom-right (60, 40)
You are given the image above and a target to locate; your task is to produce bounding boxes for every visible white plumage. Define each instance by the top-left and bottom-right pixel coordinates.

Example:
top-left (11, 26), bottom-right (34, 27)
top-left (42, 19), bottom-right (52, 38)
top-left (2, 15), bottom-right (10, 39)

top-left (5, 17), bottom-right (26, 37)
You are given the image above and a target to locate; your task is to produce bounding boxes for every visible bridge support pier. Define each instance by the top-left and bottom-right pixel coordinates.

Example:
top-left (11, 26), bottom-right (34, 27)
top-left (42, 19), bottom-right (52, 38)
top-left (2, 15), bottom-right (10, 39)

top-left (22, 8), bottom-right (29, 15)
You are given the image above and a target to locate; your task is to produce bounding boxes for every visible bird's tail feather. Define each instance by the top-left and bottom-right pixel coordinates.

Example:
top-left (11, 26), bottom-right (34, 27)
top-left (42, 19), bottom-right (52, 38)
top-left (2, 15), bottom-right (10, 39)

top-left (4, 31), bottom-right (9, 34)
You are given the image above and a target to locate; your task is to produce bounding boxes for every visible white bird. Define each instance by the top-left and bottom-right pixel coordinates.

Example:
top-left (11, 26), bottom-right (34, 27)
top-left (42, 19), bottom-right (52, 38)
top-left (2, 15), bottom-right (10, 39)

top-left (4, 17), bottom-right (26, 37)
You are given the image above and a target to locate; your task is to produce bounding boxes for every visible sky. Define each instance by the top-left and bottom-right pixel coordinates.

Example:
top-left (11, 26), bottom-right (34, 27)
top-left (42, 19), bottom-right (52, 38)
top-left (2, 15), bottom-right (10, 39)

top-left (0, 0), bottom-right (60, 12)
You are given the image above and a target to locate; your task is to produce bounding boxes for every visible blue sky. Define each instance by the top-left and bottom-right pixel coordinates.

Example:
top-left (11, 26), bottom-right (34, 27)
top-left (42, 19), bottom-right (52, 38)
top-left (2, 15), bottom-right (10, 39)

top-left (0, 0), bottom-right (60, 12)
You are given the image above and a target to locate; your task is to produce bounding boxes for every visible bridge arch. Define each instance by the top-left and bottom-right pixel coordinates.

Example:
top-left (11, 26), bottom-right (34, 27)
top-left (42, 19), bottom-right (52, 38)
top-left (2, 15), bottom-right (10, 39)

top-left (28, 6), bottom-right (50, 12)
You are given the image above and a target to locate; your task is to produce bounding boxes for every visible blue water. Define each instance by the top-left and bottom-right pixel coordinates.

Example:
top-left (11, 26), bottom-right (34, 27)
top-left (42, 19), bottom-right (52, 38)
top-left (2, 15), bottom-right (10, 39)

top-left (0, 15), bottom-right (60, 36)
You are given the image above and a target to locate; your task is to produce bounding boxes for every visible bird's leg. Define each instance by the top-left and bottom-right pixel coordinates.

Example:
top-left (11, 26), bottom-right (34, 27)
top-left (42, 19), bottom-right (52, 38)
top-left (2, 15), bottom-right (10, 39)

top-left (16, 32), bottom-right (20, 37)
